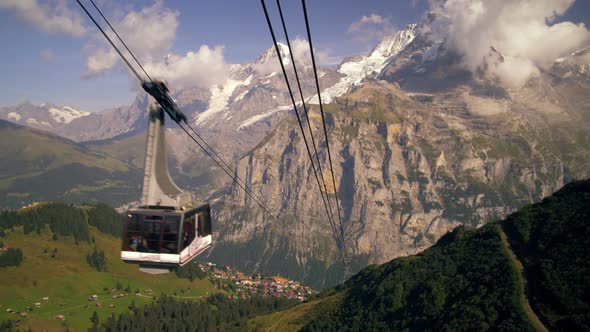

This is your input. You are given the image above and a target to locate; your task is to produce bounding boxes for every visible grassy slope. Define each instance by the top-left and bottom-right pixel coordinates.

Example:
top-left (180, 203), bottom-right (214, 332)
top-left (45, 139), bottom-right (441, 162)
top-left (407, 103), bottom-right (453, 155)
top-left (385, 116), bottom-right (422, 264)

top-left (0, 224), bottom-right (216, 331)
top-left (0, 120), bottom-right (141, 208)
top-left (246, 291), bottom-right (344, 332)
top-left (250, 180), bottom-right (590, 331)
top-left (85, 132), bottom-right (146, 169)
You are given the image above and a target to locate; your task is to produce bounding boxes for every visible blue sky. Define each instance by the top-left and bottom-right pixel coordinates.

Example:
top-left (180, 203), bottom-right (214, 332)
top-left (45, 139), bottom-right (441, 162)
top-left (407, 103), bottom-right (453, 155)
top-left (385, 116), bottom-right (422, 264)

top-left (0, 0), bottom-right (588, 111)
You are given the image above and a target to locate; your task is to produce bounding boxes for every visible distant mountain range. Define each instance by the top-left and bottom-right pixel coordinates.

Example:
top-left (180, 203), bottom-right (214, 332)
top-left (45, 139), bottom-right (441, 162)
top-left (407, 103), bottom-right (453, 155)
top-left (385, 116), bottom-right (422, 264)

top-left (0, 119), bottom-right (141, 208)
top-left (1, 18), bottom-right (589, 289)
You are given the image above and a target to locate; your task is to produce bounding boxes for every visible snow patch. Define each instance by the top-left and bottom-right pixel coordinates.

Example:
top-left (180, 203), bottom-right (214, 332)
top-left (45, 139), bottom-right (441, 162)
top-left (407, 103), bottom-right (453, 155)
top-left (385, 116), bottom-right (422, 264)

top-left (422, 42), bottom-right (442, 63)
top-left (237, 105), bottom-right (291, 130)
top-left (7, 112), bottom-right (21, 121)
top-left (196, 76), bottom-right (252, 125)
top-left (313, 24), bottom-right (416, 103)
top-left (234, 90), bottom-right (249, 102)
top-left (48, 106), bottom-right (89, 124)
top-left (26, 118), bottom-right (51, 127)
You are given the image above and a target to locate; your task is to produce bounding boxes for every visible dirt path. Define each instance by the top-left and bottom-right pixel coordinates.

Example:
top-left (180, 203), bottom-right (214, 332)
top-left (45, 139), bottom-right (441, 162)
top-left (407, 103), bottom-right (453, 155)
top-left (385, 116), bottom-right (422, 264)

top-left (497, 225), bottom-right (548, 332)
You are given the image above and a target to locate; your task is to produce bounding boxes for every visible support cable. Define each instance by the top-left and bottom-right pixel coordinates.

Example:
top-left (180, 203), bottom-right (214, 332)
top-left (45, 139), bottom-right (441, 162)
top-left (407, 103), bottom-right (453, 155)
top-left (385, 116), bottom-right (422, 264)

top-left (261, 0), bottom-right (340, 245)
top-left (276, 0), bottom-right (339, 244)
top-left (302, 0), bottom-right (351, 278)
top-left (87, 0), bottom-right (154, 83)
top-left (178, 123), bottom-right (278, 220)
top-left (75, 0), bottom-right (143, 82)
top-left (182, 121), bottom-right (263, 207)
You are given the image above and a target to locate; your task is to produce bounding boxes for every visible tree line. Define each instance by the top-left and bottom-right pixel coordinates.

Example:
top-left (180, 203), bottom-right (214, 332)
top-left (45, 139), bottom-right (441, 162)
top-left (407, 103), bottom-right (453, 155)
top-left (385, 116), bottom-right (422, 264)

top-left (0, 248), bottom-right (23, 268)
top-left (0, 203), bottom-right (124, 242)
top-left (97, 293), bottom-right (298, 331)
top-left (86, 247), bottom-right (107, 272)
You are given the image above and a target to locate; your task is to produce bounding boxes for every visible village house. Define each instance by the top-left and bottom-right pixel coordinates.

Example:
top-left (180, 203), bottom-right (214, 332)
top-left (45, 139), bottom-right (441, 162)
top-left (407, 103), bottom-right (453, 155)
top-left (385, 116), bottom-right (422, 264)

top-left (54, 315), bottom-right (65, 321)
top-left (34, 303), bottom-right (41, 308)
top-left (20, 312), bottom-right (28, 318)
top-left (42, 296), bottom-right (49, 302)
top-left (271, 276), bottom-right (289, 284)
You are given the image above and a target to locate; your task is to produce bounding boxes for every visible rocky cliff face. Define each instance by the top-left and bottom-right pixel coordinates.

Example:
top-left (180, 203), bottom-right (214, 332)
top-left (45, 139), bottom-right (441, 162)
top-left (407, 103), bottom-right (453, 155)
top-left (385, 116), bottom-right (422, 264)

top-left (202, 21), bottom-right (590, 289)
top-left (208, 74), bottom-right (588, 288)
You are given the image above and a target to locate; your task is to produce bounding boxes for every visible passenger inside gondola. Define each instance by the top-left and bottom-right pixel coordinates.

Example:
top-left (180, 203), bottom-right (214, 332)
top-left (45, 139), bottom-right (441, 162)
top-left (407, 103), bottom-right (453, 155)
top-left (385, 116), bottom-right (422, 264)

top-left (182, 215), bottom-right (196, 249)
top-left (161, 216), bottom-right (179, 254)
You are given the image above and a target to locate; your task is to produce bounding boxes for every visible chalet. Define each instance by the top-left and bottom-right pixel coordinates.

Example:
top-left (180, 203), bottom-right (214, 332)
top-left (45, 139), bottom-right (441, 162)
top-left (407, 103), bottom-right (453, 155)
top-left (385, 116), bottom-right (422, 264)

top-left (271, 276), bottom-right (289, 284)
top-left (54, 315), bottom-right (65, 321)
top-left (34, 303), bottom-right (41, 308)
top-left (42, 297), bottom-right (49, 302)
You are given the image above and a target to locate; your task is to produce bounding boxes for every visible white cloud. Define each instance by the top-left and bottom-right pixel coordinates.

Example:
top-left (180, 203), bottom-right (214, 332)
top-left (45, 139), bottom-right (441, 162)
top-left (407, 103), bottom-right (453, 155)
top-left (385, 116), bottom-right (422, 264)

top-left (83, 0), bottom-right (178, 77)
top-left (39, 48), bottom-right (54, 62)
top-left (290, 38), bottom-right (330, 67)
top-left (144, 45), bottom-right (229, 89)
top-left (0, 0), bottom-right (86, 36)
top-left (348, 14), bottom-right (395, 43)
top-left (83, 1), bottom-right (230, 89)
top-left (429, 0), bottom-right (590, 88)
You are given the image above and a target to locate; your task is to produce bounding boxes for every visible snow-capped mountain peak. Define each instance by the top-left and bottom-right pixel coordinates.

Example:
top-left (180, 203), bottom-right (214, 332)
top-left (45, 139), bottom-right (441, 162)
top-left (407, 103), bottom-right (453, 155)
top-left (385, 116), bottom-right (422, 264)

top-left (48, 106), bottom-right (89, 124)
top-left (0, 102), bottom-right (90, 130)
top-left (255, 42), bottom-right (290, 65)
top-left (313, 24), bottom-right (418, 103)
top-left (370, 24), bottom-right (417, 58)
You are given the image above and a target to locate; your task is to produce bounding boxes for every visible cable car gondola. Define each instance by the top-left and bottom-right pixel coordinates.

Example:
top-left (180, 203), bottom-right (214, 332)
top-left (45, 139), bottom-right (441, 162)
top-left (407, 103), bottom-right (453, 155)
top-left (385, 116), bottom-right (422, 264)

top-left (121, 83), bottom-right (212, 272)
top-left (122, 204), bottom-right (211, 266)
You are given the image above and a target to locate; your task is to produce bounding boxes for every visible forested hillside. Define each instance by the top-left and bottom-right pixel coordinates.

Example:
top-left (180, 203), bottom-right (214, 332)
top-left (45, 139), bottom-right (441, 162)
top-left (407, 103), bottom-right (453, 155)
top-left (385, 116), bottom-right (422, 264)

top-left (249, 180), bottom-right (590, 331)
top-left (0, 202), bottom-right (123, 240)
top-left (502, 180), bottom-right (590, 330)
